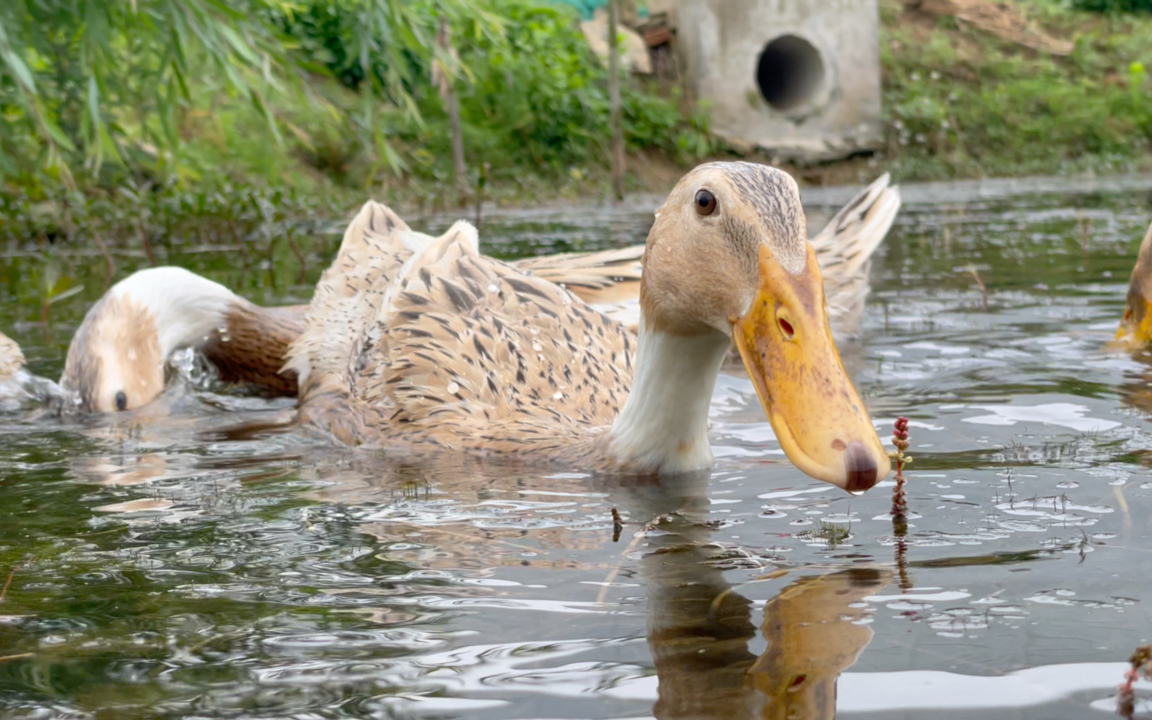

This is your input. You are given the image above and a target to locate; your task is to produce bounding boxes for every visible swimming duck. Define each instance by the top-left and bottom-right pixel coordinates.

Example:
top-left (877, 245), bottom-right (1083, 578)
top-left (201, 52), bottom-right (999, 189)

top-left (1118, 221), bottom-right (1152, 348)
top-left (287, 162), bottom-right (891, 490)
top-left (31, 172), bottom-right (899, 415)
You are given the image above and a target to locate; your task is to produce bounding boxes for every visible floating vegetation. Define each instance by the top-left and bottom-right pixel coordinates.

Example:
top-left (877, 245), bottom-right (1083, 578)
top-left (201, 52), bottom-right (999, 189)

top-left (795, 519), bottom-right (852, 549)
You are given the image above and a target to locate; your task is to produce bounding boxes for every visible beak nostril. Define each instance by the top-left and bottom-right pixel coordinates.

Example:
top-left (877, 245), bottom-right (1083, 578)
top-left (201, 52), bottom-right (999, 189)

top-left (844, 441), bottom-right (879, 494)
top-left (778, 317), bottom-right (794, 340)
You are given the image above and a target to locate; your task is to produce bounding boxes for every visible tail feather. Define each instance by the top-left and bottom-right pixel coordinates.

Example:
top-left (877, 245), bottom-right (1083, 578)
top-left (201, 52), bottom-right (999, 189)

top-left (287, 201), bottom-right (423, 394)
top-left (811, 174), bottom-right (901, 332)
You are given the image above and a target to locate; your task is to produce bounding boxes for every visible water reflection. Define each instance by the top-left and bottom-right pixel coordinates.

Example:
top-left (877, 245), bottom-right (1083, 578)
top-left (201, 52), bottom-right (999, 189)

top-left (624, 473), bottom-right (887, 720)
top-left (286, 460), bottom-right (889, 719)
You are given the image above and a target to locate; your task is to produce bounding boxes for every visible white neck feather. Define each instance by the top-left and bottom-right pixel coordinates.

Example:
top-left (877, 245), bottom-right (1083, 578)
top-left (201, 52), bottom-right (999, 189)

top-left (110, 267), bottom-right (236, 356)
top-left (609, 321), bottom-right (730, 473)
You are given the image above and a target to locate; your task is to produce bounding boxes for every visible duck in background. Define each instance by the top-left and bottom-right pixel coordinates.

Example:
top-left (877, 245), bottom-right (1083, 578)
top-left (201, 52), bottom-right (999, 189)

top-left (285, 162), bottom-right (890, 490)
top-left (0, 331), bottom-right (29, 409)
top-left (1117, 221), bottom-right (1152, 349)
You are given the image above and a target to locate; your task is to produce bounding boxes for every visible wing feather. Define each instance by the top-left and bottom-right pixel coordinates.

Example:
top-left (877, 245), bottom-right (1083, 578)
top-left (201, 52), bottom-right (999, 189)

top-left (295, 210), bottom-right (633, 453)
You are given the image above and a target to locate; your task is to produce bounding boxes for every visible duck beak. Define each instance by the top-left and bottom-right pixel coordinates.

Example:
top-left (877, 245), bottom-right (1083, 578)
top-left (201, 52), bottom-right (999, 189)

top-left (733, 244), bottom-right (890, 493)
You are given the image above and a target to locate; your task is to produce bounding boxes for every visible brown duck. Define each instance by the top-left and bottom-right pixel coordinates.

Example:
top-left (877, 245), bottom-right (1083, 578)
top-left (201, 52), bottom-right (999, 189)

top-left (286, 162), bottom-right (890, 490)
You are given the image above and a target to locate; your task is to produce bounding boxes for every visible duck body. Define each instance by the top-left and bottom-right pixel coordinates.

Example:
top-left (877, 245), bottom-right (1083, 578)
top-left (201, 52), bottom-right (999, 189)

top-left (0, 331), bottom-right (24, 382)
top-left (289, 162), bottom-right (891, 490)
top-left (288, 205), bottom-right (634, 466)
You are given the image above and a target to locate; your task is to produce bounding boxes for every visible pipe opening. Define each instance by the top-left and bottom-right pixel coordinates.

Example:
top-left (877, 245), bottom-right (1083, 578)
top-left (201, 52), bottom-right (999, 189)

top-left (756, 35), bottom-right (825, 112)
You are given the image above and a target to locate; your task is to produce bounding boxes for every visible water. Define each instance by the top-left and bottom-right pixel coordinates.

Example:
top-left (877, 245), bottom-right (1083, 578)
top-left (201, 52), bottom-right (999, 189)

top-left (4, 176), bottom-right (1152, 718)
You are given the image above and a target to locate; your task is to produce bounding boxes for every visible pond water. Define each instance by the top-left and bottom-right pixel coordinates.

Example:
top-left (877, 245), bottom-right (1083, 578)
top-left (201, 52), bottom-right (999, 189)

top-left (4, 175), bottom-right (1152, 718)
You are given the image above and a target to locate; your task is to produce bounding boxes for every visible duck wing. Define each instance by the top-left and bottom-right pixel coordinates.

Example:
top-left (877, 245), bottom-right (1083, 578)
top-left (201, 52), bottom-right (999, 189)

top-left (290, 201), bottom-right (634, 454)
top-left (512, 245), bottom-right (644, 305)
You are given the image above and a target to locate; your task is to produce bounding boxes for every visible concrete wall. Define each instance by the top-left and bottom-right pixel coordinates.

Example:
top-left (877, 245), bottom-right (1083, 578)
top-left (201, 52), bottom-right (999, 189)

top-left (676, 0), bottom-right (883, 161)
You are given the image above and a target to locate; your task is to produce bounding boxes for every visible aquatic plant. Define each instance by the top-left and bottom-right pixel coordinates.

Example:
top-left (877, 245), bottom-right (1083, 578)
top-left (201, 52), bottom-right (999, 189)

top-left (1118, 644), bottom-right (1152, 718)
top-left (891, 416), bottom-right (912, 590)
top-left (890, 416), bottom-right (911, 522)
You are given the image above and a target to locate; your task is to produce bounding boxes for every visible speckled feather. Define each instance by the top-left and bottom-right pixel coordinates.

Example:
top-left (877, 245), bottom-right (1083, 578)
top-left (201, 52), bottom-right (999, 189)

top-left (290, 202), bottom-right (635, 463)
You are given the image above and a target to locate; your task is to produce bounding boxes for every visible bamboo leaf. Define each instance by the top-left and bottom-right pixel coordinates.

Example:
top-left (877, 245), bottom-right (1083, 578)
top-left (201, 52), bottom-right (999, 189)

top-left (1, 49), bottom-right (36, 93)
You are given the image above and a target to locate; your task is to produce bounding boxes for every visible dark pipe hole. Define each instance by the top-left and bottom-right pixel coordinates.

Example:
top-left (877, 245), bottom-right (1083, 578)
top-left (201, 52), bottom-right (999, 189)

top-left (756, 34), bottom-right (825, 112)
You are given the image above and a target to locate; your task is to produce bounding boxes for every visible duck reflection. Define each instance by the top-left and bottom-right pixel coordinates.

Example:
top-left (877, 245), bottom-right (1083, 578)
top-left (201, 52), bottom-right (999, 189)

top-left (617, 471), bottom-right (888, 720)
top-left (305, 462), bottom-right (886, 720)
top-left (79, 446), bottom-right (886, 718)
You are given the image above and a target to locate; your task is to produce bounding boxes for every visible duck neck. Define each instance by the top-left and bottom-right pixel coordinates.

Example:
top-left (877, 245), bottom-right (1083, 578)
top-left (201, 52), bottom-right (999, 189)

top-left (609, 322), bottom-right (731, 473)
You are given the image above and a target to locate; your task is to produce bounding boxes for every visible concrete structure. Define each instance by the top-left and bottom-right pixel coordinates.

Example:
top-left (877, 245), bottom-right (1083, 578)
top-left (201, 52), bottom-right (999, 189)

top-left (674, 0), bottom-right (883, 161)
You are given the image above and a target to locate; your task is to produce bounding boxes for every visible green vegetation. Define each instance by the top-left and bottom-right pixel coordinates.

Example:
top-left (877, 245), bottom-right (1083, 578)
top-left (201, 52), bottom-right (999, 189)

top-left (1073, 0), bottom-right (1152, 13)
top-left (4, 0), bottom-right (1152, 251)
top-left (878, 0), bottom-right (1152, 180)
top-left (0, 0), bottom-right (711, 248)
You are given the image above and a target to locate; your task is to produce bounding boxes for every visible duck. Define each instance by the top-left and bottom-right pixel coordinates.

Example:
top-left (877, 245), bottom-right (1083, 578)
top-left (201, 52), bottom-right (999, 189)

top-left (1117, 220), bottom-right (1152, 348)
top-left (0, 330), bottom-right (68, 410)
top-left (286, 162), bottom-right (891, 491)
top-left (0, 331), bottom-right (24, 384)
top-left (0, 330), bottom-right (29, 408)
top-left (20, 171), bottom-right (899, 416)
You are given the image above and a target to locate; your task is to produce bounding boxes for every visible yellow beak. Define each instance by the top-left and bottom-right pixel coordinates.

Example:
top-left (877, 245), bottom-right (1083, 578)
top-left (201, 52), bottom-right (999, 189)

top-left (733, 244), bottom-right (890, 493)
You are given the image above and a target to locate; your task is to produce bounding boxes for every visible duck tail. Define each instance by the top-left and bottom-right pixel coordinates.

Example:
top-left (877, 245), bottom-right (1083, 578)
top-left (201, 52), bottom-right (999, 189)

top-left (811, 174), bottom-right (902, 333)
top-left (288, 200), bottom-right (444, 444)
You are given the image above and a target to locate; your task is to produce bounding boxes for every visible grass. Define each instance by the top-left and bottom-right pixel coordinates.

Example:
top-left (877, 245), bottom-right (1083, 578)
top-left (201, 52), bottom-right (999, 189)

top-left (875, 0), bottom-right (1152, 182)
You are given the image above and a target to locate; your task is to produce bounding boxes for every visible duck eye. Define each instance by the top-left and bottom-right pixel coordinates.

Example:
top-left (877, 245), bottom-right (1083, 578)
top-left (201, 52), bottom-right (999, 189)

top-left (115, 391), bottom-right (127, 412)
top-left (694, 189), bottom-right (717, 216)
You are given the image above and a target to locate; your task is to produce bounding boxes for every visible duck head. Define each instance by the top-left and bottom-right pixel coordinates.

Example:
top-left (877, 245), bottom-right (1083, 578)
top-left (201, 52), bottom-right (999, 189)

top-left (62, 267), bottom-right (236, 413)
top-left (1118, 223), bottom-right (1152, 349)
top-left (621, 162), bottom-right (889, 492)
